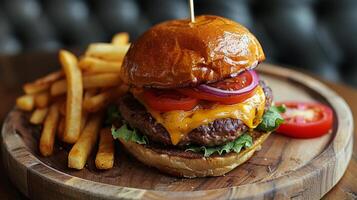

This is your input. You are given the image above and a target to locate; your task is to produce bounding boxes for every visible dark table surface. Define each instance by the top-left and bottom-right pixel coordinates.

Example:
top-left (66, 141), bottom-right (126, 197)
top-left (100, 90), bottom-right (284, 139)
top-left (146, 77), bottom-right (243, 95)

top-left (0, 52), bottom-right (356, 199)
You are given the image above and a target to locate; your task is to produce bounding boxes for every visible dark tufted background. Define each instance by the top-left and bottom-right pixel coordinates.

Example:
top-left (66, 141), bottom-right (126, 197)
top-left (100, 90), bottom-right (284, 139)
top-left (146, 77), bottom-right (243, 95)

top-left (0, 0), bottom-right (356, 86)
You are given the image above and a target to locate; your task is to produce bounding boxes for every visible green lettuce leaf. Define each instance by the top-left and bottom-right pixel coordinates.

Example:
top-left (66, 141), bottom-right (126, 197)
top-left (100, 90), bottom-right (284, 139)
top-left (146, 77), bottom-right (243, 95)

top-left (111, 124), bottom-right (148, 144)
top-left (185, 133), bottom-right (253, 157)
top-left (256, 105), bottom-right (285, 132)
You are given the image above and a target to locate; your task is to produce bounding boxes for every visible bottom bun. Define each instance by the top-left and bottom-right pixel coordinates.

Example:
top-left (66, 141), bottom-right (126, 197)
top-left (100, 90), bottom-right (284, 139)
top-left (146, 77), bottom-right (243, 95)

top-left (119, 133), bottom-right (270, 178)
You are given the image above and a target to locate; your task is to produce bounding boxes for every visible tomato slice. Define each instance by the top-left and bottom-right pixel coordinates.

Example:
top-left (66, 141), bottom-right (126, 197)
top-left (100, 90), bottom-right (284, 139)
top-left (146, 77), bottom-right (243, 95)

top-left (178, 71), bottom-right (257, 105)
top-left (276, 102), bottom-right (333, 138)
top-left (142, 89), bottom-right (198, 112)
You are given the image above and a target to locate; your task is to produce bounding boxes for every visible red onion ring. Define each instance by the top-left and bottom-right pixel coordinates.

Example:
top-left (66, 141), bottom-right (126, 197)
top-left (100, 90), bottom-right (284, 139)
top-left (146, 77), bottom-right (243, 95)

top-left (197, 70), bottom-right (259, 97)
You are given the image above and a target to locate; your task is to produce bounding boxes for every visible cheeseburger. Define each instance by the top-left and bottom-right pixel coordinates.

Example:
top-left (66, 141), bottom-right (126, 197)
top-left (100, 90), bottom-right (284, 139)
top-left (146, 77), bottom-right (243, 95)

top-left (112, 15), bottom-right (284, 178)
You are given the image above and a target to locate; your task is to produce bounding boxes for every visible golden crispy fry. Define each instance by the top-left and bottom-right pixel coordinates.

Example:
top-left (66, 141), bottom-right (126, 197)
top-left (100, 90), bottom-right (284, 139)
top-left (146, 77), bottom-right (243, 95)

top-left (30, 108), bottom-right (48, 125)
top-left (24, 84), bottom-right (48, 96)
top-left (79, 57), bottom-right (122, 74)
top-left (23, 71), bottom-right (63, 94)
top-left (60, 50), bottom-right (83, 144)
top-left (68, 113), bottom-right (103, 169)
top-left (35, 92), bottom-right (50, 108)
top-left (50, 79), bottom-right (67, 96)
top-left (83, 89), bottom-right (114, 113)
top-left (51, 73), bottom-right (121, 96)
top-left (83, 73), bottom-right (122, 89)
top-left (56, 90), bottom-right (95, 117)
top-left (111, 32), bottom-right (129, 46)
top-left (51, 80), bottom-right (66, 96)
top-left (58, 111), bottom-right (86, 141)
top-left (39, 103), bottom-right (60, 156)
top-left (78, 90), bottom-right (96, 130)
top-left (16, 94), bottom-right (35, 111)
top-left (83, 89), bottom-right (98, 108)
top-left (83, 85), bottom-right (128, 112)
top-left (95, 128), bottom-right (115, 170)
top-left (57, 116), bottom-right (65, 140)
top-left (85, 43), bottom-right (130, 62)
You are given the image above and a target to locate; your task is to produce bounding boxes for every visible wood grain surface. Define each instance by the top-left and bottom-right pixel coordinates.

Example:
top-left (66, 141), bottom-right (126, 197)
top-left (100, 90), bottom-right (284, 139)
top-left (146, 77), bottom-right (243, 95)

top-left (0, 60), bottom-right (354, 199)
top-left (0, 53), bottom-right (356, 199)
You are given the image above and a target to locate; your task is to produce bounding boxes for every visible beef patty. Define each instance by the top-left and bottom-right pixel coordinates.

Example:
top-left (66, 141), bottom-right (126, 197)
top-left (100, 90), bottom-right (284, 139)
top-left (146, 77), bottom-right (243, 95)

top-left (119, 81), bottom-right (273, 147)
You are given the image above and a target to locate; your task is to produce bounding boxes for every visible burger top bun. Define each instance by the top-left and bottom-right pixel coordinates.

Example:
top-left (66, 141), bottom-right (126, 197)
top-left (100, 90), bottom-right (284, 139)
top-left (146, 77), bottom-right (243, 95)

top-left (121, 15), bottom-right (265, 88)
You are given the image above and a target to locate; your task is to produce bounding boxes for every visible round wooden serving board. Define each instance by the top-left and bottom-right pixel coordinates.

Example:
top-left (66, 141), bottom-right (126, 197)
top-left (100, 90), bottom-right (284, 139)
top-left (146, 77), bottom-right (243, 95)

top-left (1, 64), bottom-right (353, 200)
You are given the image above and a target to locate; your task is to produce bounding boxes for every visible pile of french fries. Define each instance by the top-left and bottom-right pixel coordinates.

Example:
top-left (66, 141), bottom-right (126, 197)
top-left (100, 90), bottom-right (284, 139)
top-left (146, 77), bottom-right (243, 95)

top-left (16, 33), bottom-right (130, 170)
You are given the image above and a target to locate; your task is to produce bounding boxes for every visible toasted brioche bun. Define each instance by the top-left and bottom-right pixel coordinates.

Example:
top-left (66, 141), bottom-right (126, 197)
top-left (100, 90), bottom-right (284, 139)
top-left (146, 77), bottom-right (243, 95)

top-left (121, 15), bottom-right (265, 89)
top-left (119, 132), bottom-right (270, 178)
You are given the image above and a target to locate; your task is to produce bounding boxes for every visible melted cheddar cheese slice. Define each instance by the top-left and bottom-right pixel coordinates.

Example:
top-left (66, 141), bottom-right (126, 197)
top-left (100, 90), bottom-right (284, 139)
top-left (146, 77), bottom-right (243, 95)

top-left (136, 86), bottom-right (266, 145)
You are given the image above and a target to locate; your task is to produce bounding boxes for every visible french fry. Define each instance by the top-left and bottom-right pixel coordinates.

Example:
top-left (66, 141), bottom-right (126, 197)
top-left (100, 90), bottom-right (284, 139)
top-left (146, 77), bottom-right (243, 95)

top-left (23, 71), bottom-right (63, 94)
top-left (112, 32), bottom-right (129, 46)
top-left (77, 90), bottom-right (96, 129)
top-left (51, 73), bottom-right (121, 96)
top-left (83, 89), bottom-right (98, 108)
top-left (57, 110), bottom-right (87, 141)
top-left (85, 43), bottom-right (130, 62)
top-left (84, 73), bottom-right (122, 89)
top-left (83, 89), bottom-right (114, 113)
top-left (57, 113), bottom-right (85, 141)
top-left (30, 108), bottom-right (48, 125)
top-left (60, 50), bottom-right (83, 144)
top-left (95, 128), bottom-right (115, 170)
top-left (24, 84), bottom-right (48, 96)
top-left (59, 112), bottom-right (87, 140)
top-left (59, 90), bottom-right (96, 140)
top-left (83, 85), bottom-right (128, 112)
top-left (50, 80), bottom-right (67, 96)
top-left (68, 113), bottom-right (103, 169)
top-left (16, 94), bottom-right (35, 111)
top-left (58, 90), bottom-right (94, 116)
top-left (57, 117), bottom-right (65, 140)
top-left (35, 92), bottom-right (50, 108)
top-left (79, 57), bottom-right (122, 74)
top-left (39, 103), bottom-right (60, 156)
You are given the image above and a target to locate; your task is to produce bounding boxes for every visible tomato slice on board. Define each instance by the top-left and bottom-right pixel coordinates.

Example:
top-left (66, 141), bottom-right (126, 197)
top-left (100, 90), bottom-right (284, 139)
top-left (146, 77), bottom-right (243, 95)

top-left (276, 102), bottom-right (333, 138)
top-left (142, 89), bottom-right (198, 112)
top-left (178, 71), bottom-right (257, 105)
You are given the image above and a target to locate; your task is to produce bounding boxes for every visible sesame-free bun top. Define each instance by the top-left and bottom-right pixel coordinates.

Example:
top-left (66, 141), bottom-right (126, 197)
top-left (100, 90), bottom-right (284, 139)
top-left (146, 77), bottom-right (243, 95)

top-left (121, 15), bottom-right (265, 88)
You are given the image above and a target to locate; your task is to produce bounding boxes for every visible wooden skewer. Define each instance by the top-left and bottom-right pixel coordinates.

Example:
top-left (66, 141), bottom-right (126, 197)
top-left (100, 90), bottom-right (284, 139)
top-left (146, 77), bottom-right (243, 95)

top-left (189, 0), bottom-right (195, 23)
